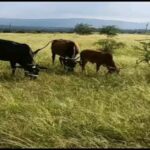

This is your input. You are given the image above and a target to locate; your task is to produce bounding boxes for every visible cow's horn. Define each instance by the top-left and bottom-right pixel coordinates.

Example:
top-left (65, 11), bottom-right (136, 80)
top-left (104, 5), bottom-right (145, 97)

top-left (76, 60), bottom-right (81, 63)
top-left (75, 56), bottom-right (80, 60)
top-left (37, 65), bottom-right (48, 70)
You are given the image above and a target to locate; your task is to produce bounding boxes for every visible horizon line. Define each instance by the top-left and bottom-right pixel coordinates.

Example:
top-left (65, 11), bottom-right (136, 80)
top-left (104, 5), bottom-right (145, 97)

top-left (0, 17), bottom-right (148, 24)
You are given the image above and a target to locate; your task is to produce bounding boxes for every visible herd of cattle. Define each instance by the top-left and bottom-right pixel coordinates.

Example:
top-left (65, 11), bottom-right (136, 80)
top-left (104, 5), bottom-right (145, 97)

top-left (0, 38), bottom-right (120, 78)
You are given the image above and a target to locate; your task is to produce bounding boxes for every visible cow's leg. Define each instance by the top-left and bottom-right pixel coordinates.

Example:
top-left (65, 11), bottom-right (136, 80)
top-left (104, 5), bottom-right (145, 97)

top-left (18, 63), bottom-right (29, 77)
top-left (59, 57), bottom-right (64, 65)
top-left (10, 61), bottom-right (16, 75)
top-left (52, 53), bottom-right (56, 64)
top-left (96, 64), bottom-right (100, 73)
top-left (81, 61), bottom-right (87, 72)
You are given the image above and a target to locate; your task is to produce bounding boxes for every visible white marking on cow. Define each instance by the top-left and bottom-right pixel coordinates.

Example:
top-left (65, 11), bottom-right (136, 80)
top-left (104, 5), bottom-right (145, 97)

top-left (72, 46), bottom-right (76, 58)
top-left (32, 65), bottom-right (36, 69)
top-left (28, 73), bottom-right (38, 77)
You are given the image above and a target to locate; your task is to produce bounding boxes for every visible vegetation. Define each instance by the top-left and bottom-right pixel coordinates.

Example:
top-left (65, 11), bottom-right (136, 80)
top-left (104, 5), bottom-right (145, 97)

top-left (99, 25), bottom-right (120, 37)
top-left (74, 23), bottom-right (94, 35)
top-left (95, 39), bottom-right (125, 54)
top-left (0, 33), bottom-right (149, 148)
top-left (0, 24), bottom-right (150, 34)
top-left (134, 41), bottom-right (150, 65)
top-left (96, 26), bottom-right (125, 54)
top-left (134, 23), bottom-right (150, 66)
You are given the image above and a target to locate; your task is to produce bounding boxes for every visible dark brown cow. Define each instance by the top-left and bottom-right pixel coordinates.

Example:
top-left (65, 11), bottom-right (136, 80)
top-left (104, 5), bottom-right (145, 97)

top-left (51, 39), bottom-right (79, 65)
top-left (80, 49), bottom-right (119, 74)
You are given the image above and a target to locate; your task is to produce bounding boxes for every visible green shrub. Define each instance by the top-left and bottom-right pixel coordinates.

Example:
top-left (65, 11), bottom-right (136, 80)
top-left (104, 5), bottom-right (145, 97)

top-left (99, 25), bottom-right (120, 37)
top-left (134, 41), bottom-right (150, 65)
top-left (74, 23), bottom-right (94, 35)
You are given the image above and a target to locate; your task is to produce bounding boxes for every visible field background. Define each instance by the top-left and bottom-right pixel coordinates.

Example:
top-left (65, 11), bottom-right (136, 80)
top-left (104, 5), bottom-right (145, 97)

top-left (0, 33), bottom-right (149, 148)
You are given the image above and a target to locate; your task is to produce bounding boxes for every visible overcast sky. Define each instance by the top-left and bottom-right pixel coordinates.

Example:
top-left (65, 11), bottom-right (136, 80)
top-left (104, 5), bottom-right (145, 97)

top-left (0, 2), bottom-right (150, 23)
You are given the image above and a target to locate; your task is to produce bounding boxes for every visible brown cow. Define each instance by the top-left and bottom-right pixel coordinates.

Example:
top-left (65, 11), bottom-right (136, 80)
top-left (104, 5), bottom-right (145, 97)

top-left (31, 39), bottom-right (80, 71)
top-left (51, 39), bottom-right (79, 65)
top-left (80, 49), bottom-right (119, 74)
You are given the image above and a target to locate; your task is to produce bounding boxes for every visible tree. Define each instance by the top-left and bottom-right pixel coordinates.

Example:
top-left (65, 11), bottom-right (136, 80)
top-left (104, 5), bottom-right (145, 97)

top-left (99, 25), bottom-right (120, 37)
top-left (74, 23), bottom-right (94, 35)
top-left (96, 25), bottom-right (124, 53)
top-left (95, 39), bottom-right (125, 54)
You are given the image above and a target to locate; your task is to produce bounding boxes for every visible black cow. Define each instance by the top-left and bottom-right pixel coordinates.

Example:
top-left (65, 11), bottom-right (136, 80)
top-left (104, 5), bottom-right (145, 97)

top-left (0, 39), bottom-right (40, 78)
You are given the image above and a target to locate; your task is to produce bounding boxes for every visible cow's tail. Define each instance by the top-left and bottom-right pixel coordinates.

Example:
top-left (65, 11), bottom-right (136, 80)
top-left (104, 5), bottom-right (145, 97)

top-left (33, 40), bottom-right (53, 56)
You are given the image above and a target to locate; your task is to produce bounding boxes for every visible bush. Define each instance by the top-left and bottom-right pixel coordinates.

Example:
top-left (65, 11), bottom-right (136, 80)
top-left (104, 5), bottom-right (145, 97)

top-left (96, 25), bottom-right (124, 53)
top-left (74, 23), bottom-right (94, 35)
top-left (2, 29), bottom-right (11, 33)
top-left (15, 30), bottom-right (26, 33)
top-left (134, 41), bottom-right (150, 65)
top-left (99, 25), bottom-right (120, 37)
top-left (34, 30), bottom-right (42, 33)
top-left (95, 38), bottom-right (125, 54)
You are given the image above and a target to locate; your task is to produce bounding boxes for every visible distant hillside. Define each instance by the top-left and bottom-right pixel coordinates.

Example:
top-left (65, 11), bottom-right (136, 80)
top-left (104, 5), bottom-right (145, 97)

top-left (0, 25), bottom-right (74, 33)
top-left (0, 18), bottom-right (147, 30)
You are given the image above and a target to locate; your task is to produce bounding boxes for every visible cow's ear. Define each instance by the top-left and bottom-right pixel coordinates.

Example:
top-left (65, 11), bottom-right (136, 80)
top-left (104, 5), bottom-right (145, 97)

top-left (75, 56), bottom-right (80, 60)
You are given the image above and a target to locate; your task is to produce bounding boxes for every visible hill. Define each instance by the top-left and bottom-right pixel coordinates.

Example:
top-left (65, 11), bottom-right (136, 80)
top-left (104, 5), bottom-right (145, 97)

top-left (0, 18), bottom-right (147, 30)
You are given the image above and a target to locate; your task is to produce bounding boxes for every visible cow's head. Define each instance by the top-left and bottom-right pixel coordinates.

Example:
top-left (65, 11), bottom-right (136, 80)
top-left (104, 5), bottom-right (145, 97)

top-left (60, 56), bottom-right (80, 72)
top-left (105, 57), bottom-right (120, 74)
top-left (107, 66), bottom-right (120, 74)
top-left (25, 64), bottom-right (40, 78)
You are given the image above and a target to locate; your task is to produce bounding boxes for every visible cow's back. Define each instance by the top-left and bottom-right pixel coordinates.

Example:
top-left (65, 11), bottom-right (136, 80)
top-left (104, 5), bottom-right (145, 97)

top-left (80, 49), bottom-right (103, 63)
top-left (0, 39), bottom-right (33, 63)
top-left (51, 39), bottom-right (79, 57)
top-left (80, 49), bottom-right (118, 73)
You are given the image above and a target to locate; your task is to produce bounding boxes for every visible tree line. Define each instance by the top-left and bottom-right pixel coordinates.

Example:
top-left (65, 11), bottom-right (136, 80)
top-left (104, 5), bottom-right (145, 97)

top-left (0, 23), bottom-right (149, 34)
top-left (74, 23), bottom-right (150, 35)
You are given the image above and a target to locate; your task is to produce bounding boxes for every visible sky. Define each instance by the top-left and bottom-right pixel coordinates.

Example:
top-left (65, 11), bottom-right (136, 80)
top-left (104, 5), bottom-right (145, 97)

top-left (0, 2), bottom-right (150, 23)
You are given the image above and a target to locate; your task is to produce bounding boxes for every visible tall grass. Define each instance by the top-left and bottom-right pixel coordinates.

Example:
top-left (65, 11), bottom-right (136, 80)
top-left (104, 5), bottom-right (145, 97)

top-left (0, 33), bottom-right (149, 148)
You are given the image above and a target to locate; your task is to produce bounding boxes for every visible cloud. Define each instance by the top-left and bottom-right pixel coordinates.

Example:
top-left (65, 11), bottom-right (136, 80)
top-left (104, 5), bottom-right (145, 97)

top-left (0, 2), bottom-right (150, 22)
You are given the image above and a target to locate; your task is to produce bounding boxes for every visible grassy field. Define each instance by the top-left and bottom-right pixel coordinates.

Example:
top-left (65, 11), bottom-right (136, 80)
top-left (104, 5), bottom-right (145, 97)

top-left (0, 33), bottom-right (150, 148)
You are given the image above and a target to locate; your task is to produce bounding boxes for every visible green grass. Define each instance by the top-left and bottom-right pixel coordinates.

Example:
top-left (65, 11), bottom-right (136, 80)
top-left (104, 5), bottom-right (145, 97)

top-left (0, 33), bottom-right (150, 148)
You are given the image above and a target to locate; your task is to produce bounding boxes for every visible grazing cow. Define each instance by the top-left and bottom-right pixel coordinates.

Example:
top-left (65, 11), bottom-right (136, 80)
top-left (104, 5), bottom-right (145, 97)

top-left (32, 39), bottom-right (80, 71)
top-left (51, 39), bottom-right (79, 67)
top-left (80, 49), bottom-right (119, 74)
top-left (60, 56), bottom-right (79, 72)
top-left (0, 39), bottom-right (41, 78)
